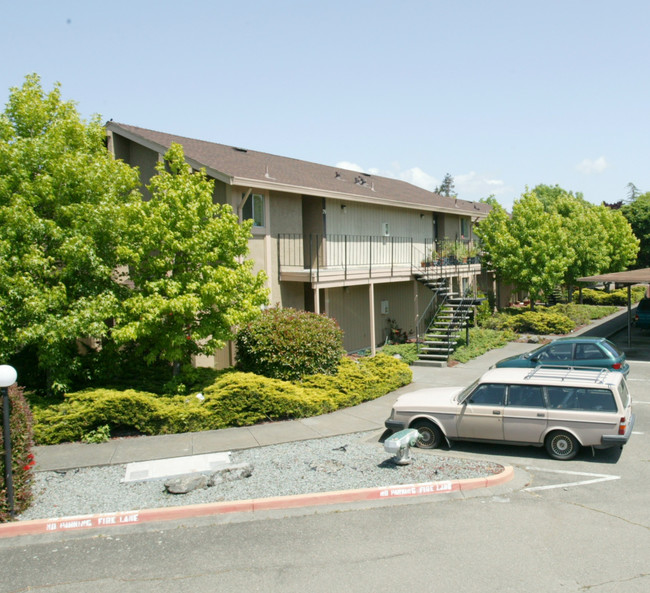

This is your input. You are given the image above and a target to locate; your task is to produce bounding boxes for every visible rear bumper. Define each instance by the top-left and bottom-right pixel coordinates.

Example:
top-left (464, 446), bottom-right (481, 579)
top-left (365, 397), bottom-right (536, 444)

top-left (601, 413), bottom-right (636, 446)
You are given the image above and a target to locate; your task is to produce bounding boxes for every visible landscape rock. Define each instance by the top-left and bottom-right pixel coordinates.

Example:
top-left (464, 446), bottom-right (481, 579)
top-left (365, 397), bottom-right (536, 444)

top-left (208, 463), bottom-right (253, 486)
top-left (165, 474), bottom-right (210, 494)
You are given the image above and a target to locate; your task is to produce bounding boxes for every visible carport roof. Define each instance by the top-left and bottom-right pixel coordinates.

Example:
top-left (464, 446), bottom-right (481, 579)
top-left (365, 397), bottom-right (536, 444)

top-left (578, 268), bottom-right (650, 284)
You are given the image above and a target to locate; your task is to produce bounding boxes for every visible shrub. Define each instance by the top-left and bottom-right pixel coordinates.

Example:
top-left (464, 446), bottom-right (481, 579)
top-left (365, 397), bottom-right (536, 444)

top-left (510, 311), bottom-right (575, 335)
top-left (581, 286), bottom-right (646, 306)
top-left (32, 354), bottom-right (412, 445)
top-left (235, 307), bottom-right (345, 381)
top-left (1, 384), bottom-right (35, 522)
top-left (202, 373), bottom-right (331, 427)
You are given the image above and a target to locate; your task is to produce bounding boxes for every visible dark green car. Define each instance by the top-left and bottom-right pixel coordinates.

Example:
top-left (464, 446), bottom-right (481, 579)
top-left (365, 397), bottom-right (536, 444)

top-left (493, 336), bottom-right (629, 377)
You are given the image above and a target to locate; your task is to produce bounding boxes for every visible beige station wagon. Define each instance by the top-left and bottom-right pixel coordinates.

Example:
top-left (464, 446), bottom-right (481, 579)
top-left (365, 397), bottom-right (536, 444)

top-left (385, 366), bottom-right (635, 460)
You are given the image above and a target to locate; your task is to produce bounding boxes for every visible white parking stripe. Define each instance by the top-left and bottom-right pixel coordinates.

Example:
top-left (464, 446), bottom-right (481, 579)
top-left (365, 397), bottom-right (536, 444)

top-left (523, 467), bottom-right (620, 492)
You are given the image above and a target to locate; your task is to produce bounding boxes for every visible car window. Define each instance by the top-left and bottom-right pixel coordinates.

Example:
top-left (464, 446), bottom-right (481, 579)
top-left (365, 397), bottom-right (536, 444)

top-left (619, 379), bottom-right (630, 408)
top-left (467, 384), bottom-right (506, 405)
top-left (575, 344), bottom-right (605, 360)
top-left (637, 299), bottom-right (650, 311)
top-left (546, 386), bottom-right (577, 409)
top-left (507, 385), bottom-right (544, 407)
top-left (538, 343), bottom-right (573, 361)
top-left (602, 340), bottom-right (623, 358)
top-left (546, 386), bottom-right (617, 412)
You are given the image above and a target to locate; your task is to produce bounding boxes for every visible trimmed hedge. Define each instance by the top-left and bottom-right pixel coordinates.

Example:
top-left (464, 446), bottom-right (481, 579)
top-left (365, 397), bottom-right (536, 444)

top-left (235, 307), bottom-right (345, 381)
top-left (1, 384), bottom-right (35, 522)
top-left (33, 354), bottom-right (412, 445)
top-left (580, 286), bottom-right (646, 306)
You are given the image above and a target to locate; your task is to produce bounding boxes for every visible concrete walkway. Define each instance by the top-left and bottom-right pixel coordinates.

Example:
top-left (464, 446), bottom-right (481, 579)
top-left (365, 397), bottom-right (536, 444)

top-left (32, 308), bottom-right (632, 473)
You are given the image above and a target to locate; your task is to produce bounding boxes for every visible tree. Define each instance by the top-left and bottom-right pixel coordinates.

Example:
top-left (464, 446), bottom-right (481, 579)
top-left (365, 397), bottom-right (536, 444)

top-left (0, 74), bottom-right (142, 391)
top-left (435, 173), bottom-right (456, 197)
top-left (476, 191), bottom-right (571, 308)
top-left (112, 143), bottom-right (269, 372)
top-left (621, 192), bottom-right (650, 267)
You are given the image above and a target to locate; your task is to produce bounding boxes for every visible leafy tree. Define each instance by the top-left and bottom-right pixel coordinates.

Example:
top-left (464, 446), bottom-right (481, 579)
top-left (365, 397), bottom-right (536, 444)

top-left (477, 191), bottom-right (571, 308)
top-left (545, 190), bottom-right (608, 300)
top-left (596, 204), bottom-right (639, 272)
top-left (0, 74), bottom-right (141, 391)
top-left (113, 143), bottom-right (269, 372)
top-left (435, 173), bottom-right (456, 197)
top-left (621, 192), bottom-right (650, 267)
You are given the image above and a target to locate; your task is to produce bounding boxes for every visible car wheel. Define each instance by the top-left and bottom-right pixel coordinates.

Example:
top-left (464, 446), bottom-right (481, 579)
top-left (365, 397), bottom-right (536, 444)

top-left (412, 420), bottom-right (443, 449)
top-left (545, 431), bottom-right (579, 460)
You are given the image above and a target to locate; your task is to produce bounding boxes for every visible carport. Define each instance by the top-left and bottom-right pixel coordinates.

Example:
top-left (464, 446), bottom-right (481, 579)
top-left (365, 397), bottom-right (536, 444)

top-left (578, 268), bottom-right (650, 347)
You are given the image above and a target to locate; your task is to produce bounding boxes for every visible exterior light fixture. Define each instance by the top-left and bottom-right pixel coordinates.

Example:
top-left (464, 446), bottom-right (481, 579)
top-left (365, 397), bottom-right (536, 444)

top-left (0, 365), bottom-right (17, 519)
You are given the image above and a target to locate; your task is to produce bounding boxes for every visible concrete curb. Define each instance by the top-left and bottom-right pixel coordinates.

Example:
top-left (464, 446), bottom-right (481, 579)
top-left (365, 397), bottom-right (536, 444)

top-left (0, 466), bottom-right (514, 539)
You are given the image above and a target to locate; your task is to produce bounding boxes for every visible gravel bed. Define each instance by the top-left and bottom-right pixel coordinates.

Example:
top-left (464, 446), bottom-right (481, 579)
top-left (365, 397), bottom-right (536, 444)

top-left (18, 431), bottom-right (504, 521)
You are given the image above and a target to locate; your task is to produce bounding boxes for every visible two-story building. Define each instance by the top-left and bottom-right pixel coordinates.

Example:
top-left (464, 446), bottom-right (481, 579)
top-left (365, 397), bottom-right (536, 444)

top-left (106, 122), bottom-right (491, 366)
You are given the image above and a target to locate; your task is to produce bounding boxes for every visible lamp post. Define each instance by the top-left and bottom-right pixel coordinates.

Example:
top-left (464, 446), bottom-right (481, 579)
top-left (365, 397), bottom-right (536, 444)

top-left (0, 365), bottom-right (17, 519)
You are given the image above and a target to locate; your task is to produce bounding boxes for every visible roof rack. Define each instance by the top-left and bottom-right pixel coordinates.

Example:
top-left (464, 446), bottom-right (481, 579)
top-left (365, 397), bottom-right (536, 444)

top-left (524, 365), bottom-right (611, 384)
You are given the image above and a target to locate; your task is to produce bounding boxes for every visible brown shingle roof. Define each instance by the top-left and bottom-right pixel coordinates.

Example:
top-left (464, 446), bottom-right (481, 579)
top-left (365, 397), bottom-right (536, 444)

top-left (107, 122), bottom-right (490, 217)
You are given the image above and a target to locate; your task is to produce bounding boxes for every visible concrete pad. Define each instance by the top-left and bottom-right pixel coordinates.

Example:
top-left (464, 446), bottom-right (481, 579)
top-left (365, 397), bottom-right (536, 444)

top-left (191, 427), bottom-right (260, 454)
top-left (122, 451), bottom-right (232, 483)
top-left (33, 442), bottom-right (118, 471)
top-left (110, 432), bottom-right (194, 464)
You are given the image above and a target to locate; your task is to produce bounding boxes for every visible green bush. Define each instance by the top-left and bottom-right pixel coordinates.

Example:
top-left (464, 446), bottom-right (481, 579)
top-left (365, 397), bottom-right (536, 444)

top-left (581, 286), bottom-right (646, 306)
top-left (33, 354), bottom-right (412, 445)
top-left (508, 311), bottom-right (575, 334)
top-left (1, 384), bottom-right (35, 522)
top-left (236, 307), bottom-right (345, 381)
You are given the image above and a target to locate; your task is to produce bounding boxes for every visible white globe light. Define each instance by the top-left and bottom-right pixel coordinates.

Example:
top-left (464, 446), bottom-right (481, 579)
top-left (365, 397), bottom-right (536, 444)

top-left (0, 365), bottom-right (17, 388)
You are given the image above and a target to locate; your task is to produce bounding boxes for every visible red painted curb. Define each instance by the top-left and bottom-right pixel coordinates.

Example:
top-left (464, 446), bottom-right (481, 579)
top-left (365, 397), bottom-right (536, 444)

top-left (0, 466), bottom-right (514, 539)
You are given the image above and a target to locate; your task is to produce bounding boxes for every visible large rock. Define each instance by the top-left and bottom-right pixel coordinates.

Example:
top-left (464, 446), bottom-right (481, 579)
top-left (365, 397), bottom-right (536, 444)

top-left (165, 474), bottom-right (210, 494)
top-left (209, 463), bottom-right (253, 486)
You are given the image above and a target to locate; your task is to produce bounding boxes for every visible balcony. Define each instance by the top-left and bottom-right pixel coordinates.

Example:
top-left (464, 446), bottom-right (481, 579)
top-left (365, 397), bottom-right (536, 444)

top-left (277, 234), bottom-right (482, 287)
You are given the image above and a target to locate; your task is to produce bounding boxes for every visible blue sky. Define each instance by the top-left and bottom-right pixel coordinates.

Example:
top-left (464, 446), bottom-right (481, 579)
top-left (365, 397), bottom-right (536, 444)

top-left (2, 0), bottom-right (649, 211)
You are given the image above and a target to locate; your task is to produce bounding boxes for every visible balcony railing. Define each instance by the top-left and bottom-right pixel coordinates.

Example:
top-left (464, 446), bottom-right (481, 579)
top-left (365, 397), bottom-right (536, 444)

top-left (277, 234), bottom-right (481, 282)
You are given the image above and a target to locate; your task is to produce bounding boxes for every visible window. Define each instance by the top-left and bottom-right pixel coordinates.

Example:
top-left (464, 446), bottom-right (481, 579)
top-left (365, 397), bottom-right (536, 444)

top-left (575, 344), bottom-right (605, 360)
top-left (242, 193), bottom-right (265, 227)
top-left (460, 218), bottom-right (469, 238)
top-left (538, 343), bottom-right (573, 361)
top-left (507, 385), bottom-right (544, 407)
top-left (467, 384), bottom-right (506, 405)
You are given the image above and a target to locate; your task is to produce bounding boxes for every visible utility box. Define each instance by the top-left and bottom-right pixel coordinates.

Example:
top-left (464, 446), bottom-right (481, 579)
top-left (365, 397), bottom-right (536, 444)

top-left (384, 428), bottom-right (420, 465)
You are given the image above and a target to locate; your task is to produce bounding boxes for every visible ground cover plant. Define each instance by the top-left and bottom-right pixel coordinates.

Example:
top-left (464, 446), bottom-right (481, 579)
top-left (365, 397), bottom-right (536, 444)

top-left (32, 353), bottom-right (412, 445)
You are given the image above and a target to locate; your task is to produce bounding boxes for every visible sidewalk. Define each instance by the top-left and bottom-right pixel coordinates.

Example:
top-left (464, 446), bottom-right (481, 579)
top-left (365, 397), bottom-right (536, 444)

top-left (32, 308), bottom-right (631, 473)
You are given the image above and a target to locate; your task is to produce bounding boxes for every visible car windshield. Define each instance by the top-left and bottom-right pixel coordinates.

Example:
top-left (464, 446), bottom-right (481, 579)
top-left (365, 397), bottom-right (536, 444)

top-left (457, 379), bottom-right (480, 402)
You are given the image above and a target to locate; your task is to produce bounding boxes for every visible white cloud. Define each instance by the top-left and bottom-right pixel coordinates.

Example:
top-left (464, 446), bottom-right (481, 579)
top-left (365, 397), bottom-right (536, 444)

top-left (576, 156), bottom-right (609, 174)
top-left (335, 161), bottom-right (366, 173)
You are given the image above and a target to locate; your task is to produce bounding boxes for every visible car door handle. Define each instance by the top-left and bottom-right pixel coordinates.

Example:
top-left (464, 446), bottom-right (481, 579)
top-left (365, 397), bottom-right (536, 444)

top-left (537, 413), bottom-right (546, 418)
top-left (492, 410), bottom-right (501, 415)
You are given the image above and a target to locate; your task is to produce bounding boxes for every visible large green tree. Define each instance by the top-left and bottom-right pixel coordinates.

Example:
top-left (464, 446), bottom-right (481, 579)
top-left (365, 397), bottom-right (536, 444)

top-left (0, 74), bottom-right (141, 390)
top-left (1, 75), bottom-right (269, 391)
top-left (113, 143), bottom-right (268, 371)
top-left (621, 192), bottom-right (650, 267)
top-left (477, 185), bottom-right (638, 308)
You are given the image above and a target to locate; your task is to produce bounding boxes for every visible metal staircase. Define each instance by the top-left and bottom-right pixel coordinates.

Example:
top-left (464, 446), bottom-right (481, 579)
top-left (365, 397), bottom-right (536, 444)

top-left (414, 273), bottom-right (482, 365)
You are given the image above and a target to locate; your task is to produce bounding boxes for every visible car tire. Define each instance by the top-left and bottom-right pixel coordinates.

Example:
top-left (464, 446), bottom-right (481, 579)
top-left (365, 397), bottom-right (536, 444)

top-left (545, 430), bottom-right (579, 460)
top-left (411, 420), bottom-right (443, 449)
